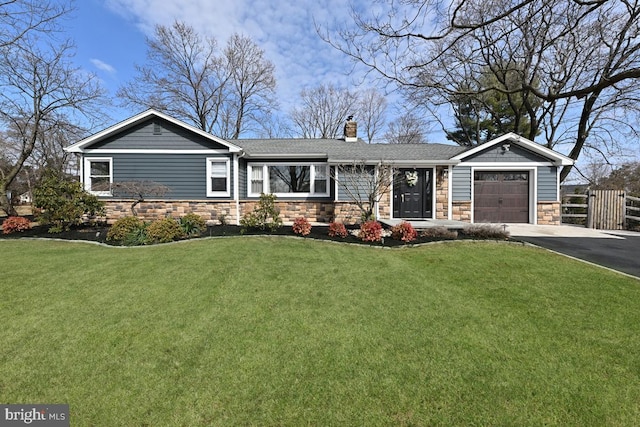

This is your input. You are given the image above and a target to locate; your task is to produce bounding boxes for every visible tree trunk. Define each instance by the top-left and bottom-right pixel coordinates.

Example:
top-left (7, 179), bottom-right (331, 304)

top-left (560, 91), bottom-right (601, 182)
top-left (0, 184), bottom-right (17, 217)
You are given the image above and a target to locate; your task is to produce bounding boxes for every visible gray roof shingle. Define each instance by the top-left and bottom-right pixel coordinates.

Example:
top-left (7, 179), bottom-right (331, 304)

top-left (232, 138), bottom-right (467, 163)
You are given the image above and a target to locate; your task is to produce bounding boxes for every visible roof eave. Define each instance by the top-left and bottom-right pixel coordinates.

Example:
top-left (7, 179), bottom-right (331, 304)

top-left (243, 153), bottom-right (328, 159)
top-left (328, 159), bottom-right (460, 166)
top-left (451, 132), bottom-right (574, 165)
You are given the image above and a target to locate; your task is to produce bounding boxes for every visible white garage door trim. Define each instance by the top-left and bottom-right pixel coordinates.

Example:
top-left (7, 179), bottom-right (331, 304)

top-left (470, 166), bottom-right (538, 224)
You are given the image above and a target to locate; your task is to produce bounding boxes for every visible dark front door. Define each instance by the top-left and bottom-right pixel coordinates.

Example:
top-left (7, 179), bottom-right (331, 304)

top-left (393, 168), bottom-right (433, 219)
top-left (474, 171), bottom-right (529, 223)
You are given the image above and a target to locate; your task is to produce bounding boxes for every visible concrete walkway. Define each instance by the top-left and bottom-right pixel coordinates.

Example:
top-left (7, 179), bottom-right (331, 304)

top-left (506, 223), bottom-right (625, 238)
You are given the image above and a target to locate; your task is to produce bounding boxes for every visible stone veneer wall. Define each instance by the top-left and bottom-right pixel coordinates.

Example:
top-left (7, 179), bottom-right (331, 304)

top-left (378, 191), bottom-right (391, 221)
top-left (435, 167), bottom-right (449, 220)
top-left (239, 200), bottom-right (335, 223)
top-left (103, 200), bottom-right (236, 224)
top-left (452, 201), bottom-right (472, 222)
top-left (537, 201), bottom-right (561, 225)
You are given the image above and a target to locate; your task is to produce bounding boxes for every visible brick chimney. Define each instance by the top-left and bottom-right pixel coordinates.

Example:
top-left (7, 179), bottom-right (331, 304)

top-left (344, 115), bottom-right (357, 142)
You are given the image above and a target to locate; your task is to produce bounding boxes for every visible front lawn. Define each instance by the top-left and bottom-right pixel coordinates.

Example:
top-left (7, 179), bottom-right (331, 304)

top-left (1, 238), bottom-right (639, 426)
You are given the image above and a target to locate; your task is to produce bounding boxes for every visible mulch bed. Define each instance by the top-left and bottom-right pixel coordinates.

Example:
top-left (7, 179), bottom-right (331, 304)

top-left (0, 220), bottom-right (506, 246)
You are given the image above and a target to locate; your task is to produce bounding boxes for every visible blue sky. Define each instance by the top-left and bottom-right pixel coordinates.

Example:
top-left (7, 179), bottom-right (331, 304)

top-left (66, 0), bottom-right (388, 134)
top-left (59, 0), bottom-right (635, 179)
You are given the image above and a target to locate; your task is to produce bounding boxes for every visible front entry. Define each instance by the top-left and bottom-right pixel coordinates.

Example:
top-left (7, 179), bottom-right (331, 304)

top-left (393, 168), bottom-right (433, 219)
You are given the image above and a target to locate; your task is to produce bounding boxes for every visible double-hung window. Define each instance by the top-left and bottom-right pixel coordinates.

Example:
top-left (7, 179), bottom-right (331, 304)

top-left (248, 163), bottom-right (330, 197)
top-left (207, 158), bottom-right (230, 197)
top-left (84, 158), bottom-right (112, 196)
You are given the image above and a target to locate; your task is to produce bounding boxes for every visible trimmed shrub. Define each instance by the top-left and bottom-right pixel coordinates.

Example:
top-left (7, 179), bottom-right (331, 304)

top-left (420, 226), bottom-right (458, 240)
top-left (292, 217), bottom-right (312, 236)
top-left (2, 216), bottom-right (31, 234)
top-left (179, 213), bottom-right (206, 236)
top-left (463, 224), bottom-right (510, 240)
top-left (121, 224), bottom-right (149, 246)
top-left (240, 193), bottom-right (282, 233)
top-left (33, 171), bottom-right (105, 233)
top-left (359, 220), bottom-right (383, 242)
top-left (146, 218), bottom-right (185, 243)
top-left (328, 221), bottom-right (348, 238)
top-left (107, 216), bottom-right (145, 242)
top-left (390, 221), bottom-right (417, 243)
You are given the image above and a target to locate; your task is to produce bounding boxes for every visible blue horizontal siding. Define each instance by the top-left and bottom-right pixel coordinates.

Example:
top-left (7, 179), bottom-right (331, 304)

top-left (90, 118), bottom-right (229, 151)
top-left (336, 165), bottom-right (374, 202)
top-left (452, 166), bottom-right (471, 201)
top-left (464, 144), bottom-right (552, 162)
top-left (537, 166), bottom-right (558, 200)
top-left (86, 153), bottom-right (233, 199)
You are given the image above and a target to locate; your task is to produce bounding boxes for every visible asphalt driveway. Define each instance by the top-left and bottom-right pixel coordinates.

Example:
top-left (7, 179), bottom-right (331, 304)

top-left (507, 224), bottom-right (640, 278)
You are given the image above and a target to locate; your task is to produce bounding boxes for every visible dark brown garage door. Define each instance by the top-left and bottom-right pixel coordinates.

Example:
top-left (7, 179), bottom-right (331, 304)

top-left (474, 171), bottom-right (529, 223)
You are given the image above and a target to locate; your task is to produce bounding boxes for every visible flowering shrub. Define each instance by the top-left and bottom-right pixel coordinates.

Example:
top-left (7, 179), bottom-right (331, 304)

top-left (2, 216), bottom-right (31, 234)
top-left (328, 221), bottom-right (348, 238)
top-left (391, 221), bottom-right (417, 243)
top-left (292, 217), bottom-right (312, 236)
top-left (359, 220), bottom-right (383, 242)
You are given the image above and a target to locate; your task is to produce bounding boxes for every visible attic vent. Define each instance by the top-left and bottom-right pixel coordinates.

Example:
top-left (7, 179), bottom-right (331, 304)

top-left (153, 122), bottom-right (162, 135)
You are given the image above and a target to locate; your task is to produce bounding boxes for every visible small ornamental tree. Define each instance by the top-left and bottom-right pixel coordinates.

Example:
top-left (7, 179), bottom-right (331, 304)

top-left (240, 193), bottom-right (283, 233)
top-left (33, 171), bottom-right (105, 232)
top-left (332, 161), bottom-right (397, 222)
top-left (112, 180), bottom-right (170, 216)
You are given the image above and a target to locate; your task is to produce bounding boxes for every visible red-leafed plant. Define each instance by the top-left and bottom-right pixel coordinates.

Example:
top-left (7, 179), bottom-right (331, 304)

top-left (2, 216), bottom-right (31, 234)
top-left (292, 217), bottom-right (312, 236)
top-left (359, 220), bottom-right (383, 242)
top-left (391, 221), bottom-right (417, 243)
top-left (328, 221), bottom-right (348, 238)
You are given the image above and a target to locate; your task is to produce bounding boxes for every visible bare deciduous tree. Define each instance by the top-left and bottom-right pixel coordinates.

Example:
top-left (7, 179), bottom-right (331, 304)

top-left (355, 88), bottom-right (387, 143)
top-left (0, 0), bottom-right (68, 49)
top-left (384, 112), bottom-right (427, 144)
top-left (0, 26), bottom-right (106, 215)
top-left (323, 0), bottom-right (640, 181)
top-left (290, 84), bottom-right (388, 141)
top-left (117, 21), bottom-right (227, 134)
top-left (331, 162), bottom-right (397, 221)
top-left (224, 33), bottom-right (277, 139)
top-left (118, 21), bottom-right (276, 139)
top-left (290, 84), bottom-right (357, 139)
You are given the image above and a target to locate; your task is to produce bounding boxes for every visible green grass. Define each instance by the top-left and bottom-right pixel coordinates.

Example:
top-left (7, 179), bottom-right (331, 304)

top-left (1, 237), bottom-right (639, 426)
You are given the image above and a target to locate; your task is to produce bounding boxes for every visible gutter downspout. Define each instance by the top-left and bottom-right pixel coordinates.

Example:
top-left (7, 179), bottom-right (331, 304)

top-left (235, 150), bottom-right (245, 225)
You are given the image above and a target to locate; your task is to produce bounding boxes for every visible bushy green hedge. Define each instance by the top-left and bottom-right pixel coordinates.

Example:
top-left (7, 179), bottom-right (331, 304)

top-left (107, 216), bottom-right (145, 243)
top-left (146, 218), bottom-right (185, 244)
top-left (33, 171), bottom-right (105, 233)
